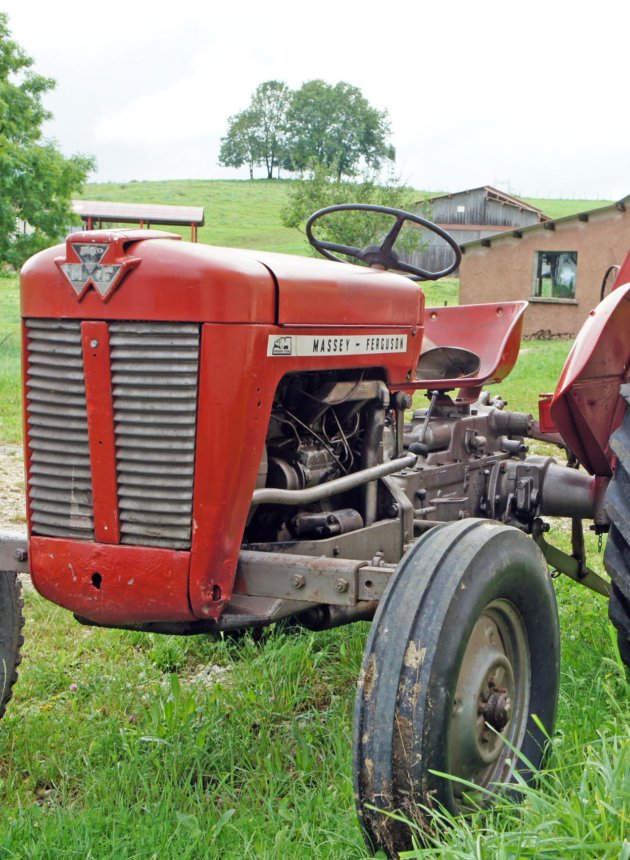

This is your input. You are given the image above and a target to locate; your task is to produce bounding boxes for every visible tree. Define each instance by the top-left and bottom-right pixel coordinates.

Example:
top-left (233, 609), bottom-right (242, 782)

top-left (0, 14), bottom-right (94, 268)
top-left (218, 80), bottom-right (291, 179)
top-left (218, 110), bottom-right (259, 179)
top-left (281, 166), bottom-right (428, 262)
top-left (284, 81), bottom-right (395, 180)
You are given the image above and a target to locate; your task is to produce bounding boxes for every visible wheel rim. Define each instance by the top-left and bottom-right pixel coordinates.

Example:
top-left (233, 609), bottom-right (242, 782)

top-left (449, 598), bottom-right (530, 801)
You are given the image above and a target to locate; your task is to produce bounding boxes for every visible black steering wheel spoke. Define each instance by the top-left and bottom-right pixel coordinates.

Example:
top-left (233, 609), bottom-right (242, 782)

top-left (316, 240), bottom-right (364, 260)
top-left (305, 203), bottom-right (461, 281)
top-left (392, 259), bottom-right (436, 279)
top-left (380, 215), bottom-right (406, 256)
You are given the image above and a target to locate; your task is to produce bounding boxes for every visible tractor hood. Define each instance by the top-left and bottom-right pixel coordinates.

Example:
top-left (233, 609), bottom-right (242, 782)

top-left (250, 249), bottom-right (423, 327)
top-left (21, 231), bottom-right (276, 323)
top-left (20, 230), bottom-right (422, 328)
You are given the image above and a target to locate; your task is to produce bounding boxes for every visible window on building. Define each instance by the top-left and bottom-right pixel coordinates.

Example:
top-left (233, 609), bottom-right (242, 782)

top-left (533, 251), bottom-right (577, 299)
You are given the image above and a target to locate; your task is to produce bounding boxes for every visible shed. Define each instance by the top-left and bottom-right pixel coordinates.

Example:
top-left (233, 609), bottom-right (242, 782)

top-left (409, 186), bottom-right (548, 275)
top-left (459, 196), bottom-right (629, 337)
top-left (71, 201), bottom-right (205, 242)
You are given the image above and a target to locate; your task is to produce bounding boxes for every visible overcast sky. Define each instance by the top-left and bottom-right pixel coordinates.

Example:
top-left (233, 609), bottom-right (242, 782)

top-left (3, 0), bottom-right (628, 199)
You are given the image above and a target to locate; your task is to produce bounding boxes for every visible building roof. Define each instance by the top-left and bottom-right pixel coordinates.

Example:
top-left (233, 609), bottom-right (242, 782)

top-left (72, 200), bottom-right (205, 226)
top-left (425, 185), bottom-right (548, 218)
top-left (460, 195), bottom-right (630, 252)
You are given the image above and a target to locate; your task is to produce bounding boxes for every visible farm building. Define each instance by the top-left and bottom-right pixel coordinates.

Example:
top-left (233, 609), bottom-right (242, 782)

top-left (409, 186), bottom-right (548, 274)
top-left (459, 196), bottom-right (630, 337)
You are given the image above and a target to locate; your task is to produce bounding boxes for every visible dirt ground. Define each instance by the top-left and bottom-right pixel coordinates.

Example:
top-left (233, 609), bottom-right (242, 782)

top-left (0, 445), bottom-right (26, 531)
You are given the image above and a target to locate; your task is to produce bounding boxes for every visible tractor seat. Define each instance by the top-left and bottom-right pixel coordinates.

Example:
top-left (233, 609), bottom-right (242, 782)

top-left (401, 301), bottom-right (528, 395)
top-left (416, 346), bottom-right (481, 380)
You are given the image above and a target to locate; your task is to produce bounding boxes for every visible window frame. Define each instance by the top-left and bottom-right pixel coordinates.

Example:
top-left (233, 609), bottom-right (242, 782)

top-left (532, 250), bottom-right (578, 301)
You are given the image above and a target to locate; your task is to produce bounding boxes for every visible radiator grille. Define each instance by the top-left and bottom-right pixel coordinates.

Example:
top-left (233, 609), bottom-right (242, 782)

top-left (110, 322), bottom-right (200, 550)
top-left (25, 319), bottom-right (95, 540)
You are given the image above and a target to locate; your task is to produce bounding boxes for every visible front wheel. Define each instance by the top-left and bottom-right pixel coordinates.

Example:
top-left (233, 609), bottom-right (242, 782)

top-left (0, 572), bottom-right (24, 719)
top-left (353, 520), bottom-right (560, 856)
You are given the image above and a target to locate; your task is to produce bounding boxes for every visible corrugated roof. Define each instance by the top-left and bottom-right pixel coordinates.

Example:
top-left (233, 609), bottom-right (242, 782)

top-left (460, 195), bottom-right (630, 252)
top-left (424, 186), bottom-right (548, 218)
top-left (72, 200), bottom-right (205, 226)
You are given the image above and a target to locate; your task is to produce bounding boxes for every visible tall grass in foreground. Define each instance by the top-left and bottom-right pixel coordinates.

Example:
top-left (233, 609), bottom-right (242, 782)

top-left (0, 584), bottom-right (626, 858)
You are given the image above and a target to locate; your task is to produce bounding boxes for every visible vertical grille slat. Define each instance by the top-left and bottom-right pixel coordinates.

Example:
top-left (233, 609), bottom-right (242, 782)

top-left (110, 322), bottom-right (200, 550)
top-left (25, 320), bottom-right (95, 540)
top-left (25, 319), bottom-right (200, 551)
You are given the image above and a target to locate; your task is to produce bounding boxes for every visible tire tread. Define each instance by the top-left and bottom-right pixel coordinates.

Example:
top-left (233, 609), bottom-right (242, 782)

top-left (0, 572), bottom-right (25, 720)
top-left (603, 404), bottom-right (630, 667)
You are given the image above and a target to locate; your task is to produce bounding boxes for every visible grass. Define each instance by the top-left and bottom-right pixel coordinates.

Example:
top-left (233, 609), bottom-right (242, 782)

top-left (0, 273), bottom-right (21, 444)
top-left (78, 180), bottom-right (310, 256)
top-left (523, 197), bottom-right (613, 221)
top-left (0, 618), bottom-right (370, 857)
top-left (1, 183), bottom-right (627, 856)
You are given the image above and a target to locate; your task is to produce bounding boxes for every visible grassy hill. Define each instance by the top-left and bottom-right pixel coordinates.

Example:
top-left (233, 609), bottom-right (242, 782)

top-left (523, 196), bottom-right (613, 219)
top-left (79, 179), bottom-right (612, 253)
top-left (78, 180), bottom-right (309, 255)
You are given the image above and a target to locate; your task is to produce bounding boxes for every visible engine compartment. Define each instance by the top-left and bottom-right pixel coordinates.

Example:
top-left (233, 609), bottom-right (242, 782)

top-left (244, 369), bottom-right (601, 562)
top-left (245, 370), bottom-right (390, 544)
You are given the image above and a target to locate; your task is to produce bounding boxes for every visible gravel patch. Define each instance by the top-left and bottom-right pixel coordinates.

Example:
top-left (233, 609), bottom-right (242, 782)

top-left (0, 445), bottom-right (26, 531)
top-left (188, 664), bottom-right (230, 688)
top-left (0, 444), bottom-right (30, 586)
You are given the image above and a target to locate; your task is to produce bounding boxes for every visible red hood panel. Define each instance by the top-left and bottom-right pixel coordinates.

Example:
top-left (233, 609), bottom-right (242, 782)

top-left (21, 232), bottom-right (423, 328)
top-left (21, 232), bottom-right (277, 323)
top-left (250, 250), bottom-right (423, 328)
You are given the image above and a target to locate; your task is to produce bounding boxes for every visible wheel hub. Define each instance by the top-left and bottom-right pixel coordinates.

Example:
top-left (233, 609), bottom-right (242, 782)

top-left (449, 602), bottom-right (529, 794)
top-left (482, 685), bottom-right (512, 731)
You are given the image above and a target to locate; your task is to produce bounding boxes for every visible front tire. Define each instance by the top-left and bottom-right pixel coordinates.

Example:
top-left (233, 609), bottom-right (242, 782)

top-left (0, 572), bottom-right (24, 719)
top-left (353, 520), bottom-right (560, 856)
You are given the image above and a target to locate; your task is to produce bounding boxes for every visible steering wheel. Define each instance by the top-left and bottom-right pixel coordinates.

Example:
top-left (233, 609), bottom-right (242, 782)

top-left (305, 203), bottom-right (462, 281)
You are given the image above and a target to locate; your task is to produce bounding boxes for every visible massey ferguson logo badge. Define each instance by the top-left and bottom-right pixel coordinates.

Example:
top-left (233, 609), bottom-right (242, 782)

top-left (271, 336), bottom-right (293, 355)
top-left (267, 334), bottom-right (408, 357)
top-left (56, 241), bottom-right (139, 302)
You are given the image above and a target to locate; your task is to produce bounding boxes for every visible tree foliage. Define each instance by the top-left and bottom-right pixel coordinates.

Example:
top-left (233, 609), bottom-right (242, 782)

top-left (281, 166), bottom-right (428, 262)
top-left (218, 109), bottom-right (260, 179)
top-left (0, 14), bottom-right (94, 267)
top-left (284, 80), bottom-right (394, 179)
top-left (219, 80), bottom-right (291, 180)
top-left (219, 79), bottom-right (394, 181)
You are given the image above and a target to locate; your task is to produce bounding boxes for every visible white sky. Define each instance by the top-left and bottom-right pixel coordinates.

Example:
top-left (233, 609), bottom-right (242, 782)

top-left (3, 0), bottom-right (628, 199)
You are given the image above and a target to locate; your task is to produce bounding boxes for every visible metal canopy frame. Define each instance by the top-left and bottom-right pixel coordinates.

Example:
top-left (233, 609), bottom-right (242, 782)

top-left (71, 200), bottom-right (205, 242)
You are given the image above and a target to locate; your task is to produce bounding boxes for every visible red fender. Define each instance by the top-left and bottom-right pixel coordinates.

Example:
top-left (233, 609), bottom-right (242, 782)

top-left (551, 280), bottom-right (630, 476)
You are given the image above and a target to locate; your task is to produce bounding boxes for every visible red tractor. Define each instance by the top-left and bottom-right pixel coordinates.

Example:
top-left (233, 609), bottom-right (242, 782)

top-left (1, 204), bottom-right (628, 855)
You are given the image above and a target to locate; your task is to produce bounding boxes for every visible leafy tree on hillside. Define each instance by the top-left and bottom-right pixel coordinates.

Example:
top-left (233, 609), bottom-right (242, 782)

top-left (281, 166), bottom-right (427, 260)
top-left (218, 110), bottom-right (260, 179)
top-left (284, 80), bottom-right (395, 180)
top-left (0, 13), bottom-right (94, 267)
top-left (219, 80), bottom-right (291, 180)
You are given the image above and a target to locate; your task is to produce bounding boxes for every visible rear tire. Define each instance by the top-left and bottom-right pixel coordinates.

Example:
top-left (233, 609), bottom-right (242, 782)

top-left (603, 386), bottom-right (630, 667)
top-left (353, 520), bottom-right (560, 856)
top-left (0, 572), bottom-right (24, 719)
